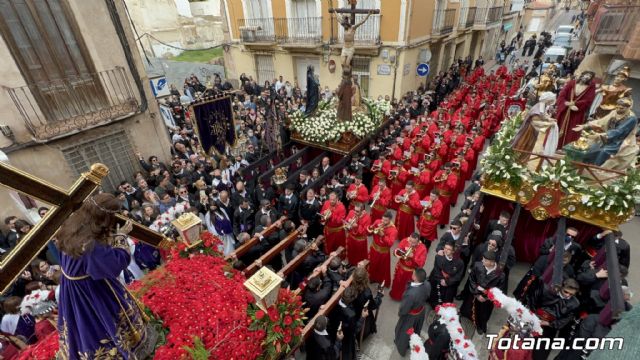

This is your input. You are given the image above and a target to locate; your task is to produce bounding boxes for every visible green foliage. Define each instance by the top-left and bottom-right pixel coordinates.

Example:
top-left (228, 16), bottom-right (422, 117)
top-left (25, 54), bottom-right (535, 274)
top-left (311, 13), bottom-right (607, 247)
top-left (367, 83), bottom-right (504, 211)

top-left (173, 48), bottom-right (223, 63)
top-left (183, 337), bottom-right (211, 360)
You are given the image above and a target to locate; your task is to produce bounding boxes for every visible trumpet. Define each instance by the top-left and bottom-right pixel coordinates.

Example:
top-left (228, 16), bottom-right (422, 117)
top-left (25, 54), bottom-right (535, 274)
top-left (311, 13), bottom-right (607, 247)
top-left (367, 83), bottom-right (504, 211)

top-left (371, 163), bottom-right (382, 172)
top-left (395, 193), bottom-right (408, 204)
top-left (347, 190), bottom-right (357, 200)
top-left (421, 202), bottom-right (432, 215)
top-left (367, 222), bottom-right (385, 235)
top-left (435, 173), bottom-right (448, 183)
top-left (395, 245), bottom-right (415, 260)
top-left (388, 169), bottom-right (398, 180)
top-left (370, 190), bottom-right (381, 207)
top-left (343, 216), bottom-right (357, 230)
top-left (318, 209), bottom-right (332, 223)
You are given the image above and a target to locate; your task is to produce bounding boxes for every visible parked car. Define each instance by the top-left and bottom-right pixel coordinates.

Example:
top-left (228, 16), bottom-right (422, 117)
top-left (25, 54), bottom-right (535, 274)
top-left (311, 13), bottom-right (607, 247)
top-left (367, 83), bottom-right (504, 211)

top-left (544, 46), bottom-right (568, 63)
top-left (556, 25), bottom-right (576, 38)
top-left (553, 34), bottom-right (573, 49)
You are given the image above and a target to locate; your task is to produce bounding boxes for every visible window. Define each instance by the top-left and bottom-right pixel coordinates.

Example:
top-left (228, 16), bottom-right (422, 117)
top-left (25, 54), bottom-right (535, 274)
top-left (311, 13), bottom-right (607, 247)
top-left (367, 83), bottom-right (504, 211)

top-left (289, 0), bottom-right (320, 39)
top-left (62, 131), bottom-right (137, 192)
top-left (352, 57), bottom-right (370, 97)
top-left (291, 0), bottom-right (317, 18)
top-left (255, 54), bottom-right (276, 85)
top-left (0, 0), bottom-right (105, 122)
top-left (243, 0), bottom-right (274, 38)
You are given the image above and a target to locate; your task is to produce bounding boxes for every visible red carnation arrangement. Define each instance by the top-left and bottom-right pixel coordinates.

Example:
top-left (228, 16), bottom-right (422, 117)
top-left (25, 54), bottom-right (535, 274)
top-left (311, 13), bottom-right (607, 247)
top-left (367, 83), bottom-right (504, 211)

top-left (17, 332), bottom-right (59, 360)
top-left (247, 289), bottom-right (307, 359)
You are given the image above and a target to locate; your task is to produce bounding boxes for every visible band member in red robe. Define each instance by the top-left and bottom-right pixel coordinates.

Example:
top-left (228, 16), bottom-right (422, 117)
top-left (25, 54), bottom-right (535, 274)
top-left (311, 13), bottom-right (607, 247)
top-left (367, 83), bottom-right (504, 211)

top-left (368, 211), bottom-right (398, 287)
top-left (555, 71), bottom-right (597, 148)
top-left (321, 192), bottom-right (347, 254)
top-left (413, 162), bottom-right (432, 198)
top-left (346, 175), bottom-right (369, 211)
top-left (369, 179), bottom-right (392, 222)
top-left (344, 202), bottom-right (371, 265)
top-left (394, 181), bottom-right (422, 240)
top-left (390, 233), bottom-right (427, 300)
top-left (416, 189), bottom-right (443, 245)
top-left (371, 154), bottom-right (391, 188)
top-left (433, 164), bottom-right (458, 226)
top-left (388, 161), bottom-right (406, 210)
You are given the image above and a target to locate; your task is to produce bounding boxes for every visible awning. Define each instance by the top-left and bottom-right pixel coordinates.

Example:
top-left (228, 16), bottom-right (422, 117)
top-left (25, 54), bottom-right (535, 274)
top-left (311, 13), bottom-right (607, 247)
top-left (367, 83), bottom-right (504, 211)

top-left (503, 22), bottom-right (513, 31)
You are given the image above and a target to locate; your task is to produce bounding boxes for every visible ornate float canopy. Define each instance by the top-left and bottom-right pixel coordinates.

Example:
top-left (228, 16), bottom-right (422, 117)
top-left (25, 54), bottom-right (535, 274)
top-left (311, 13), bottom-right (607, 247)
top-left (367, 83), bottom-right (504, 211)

top-left (481, 112), bottom-right (640, 230)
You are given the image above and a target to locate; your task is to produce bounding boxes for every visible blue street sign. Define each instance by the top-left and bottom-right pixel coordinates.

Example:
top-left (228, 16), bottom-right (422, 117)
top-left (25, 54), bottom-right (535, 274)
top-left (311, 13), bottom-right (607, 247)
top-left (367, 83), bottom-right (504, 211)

top-left (416, 63), bottom-right (430, 77)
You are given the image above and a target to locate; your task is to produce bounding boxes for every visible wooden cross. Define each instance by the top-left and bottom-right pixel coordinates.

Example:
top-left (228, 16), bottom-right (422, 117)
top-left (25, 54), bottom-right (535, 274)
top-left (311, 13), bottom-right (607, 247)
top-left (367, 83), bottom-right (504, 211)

top-left (328, 0), bottom-right (380, 26)
top-left (0, 162), bottom-right (171, 293)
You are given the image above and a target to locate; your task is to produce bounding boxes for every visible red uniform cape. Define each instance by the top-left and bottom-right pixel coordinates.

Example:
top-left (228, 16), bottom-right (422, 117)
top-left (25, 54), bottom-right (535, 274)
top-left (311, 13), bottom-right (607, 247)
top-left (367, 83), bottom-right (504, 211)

top-left (321, 200), bottom-right (347, 254)
top-left (368, 220), bottom-right (398, 287)
top-left (434, 171), bottom-right (458, 225)
top-left (390, 238), bottom-right (428, 300)
top-left (402, 137), bottom-right (412, 152)
top-left (345, 211), bottom-right (371, 265)
top-left (346, 183), bottom-right (369, 210)
top-left (414, 169), bottom-right (432, 198)
top-left (392, 147), bottom-right (403, 161)
top-left (417, 197), bottom-right (443, 241)
top-left (369, 185), bottom-right (392, 221)
top-left (394, 189), bottom-right (422, 240)
top-left (555, 79), bottom-right (596, 148)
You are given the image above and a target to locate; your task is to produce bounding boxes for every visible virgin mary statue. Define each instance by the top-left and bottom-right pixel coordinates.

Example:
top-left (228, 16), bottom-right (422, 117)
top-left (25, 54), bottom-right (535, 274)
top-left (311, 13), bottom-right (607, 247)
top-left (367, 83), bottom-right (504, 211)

top-left (511, 92), bottom-right (559, 168)
top-left (55, 193), bottom-right (152, 359)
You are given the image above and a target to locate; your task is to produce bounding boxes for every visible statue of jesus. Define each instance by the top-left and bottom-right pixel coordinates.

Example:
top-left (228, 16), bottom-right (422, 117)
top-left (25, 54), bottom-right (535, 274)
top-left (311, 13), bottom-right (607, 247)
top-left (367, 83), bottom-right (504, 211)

top-left (335, 11), bottom-right (375, 70)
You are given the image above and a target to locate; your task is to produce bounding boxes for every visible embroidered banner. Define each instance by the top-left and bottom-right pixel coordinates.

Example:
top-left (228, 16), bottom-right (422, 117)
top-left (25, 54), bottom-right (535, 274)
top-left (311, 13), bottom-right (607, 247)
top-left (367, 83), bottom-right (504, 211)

top-left (192, 97), bottom-right (235, 155)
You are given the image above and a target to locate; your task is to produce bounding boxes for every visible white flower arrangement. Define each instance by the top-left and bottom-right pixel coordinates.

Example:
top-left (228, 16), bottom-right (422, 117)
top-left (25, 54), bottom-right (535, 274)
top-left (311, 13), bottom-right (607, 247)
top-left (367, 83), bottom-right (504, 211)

top-left (290, 98), bottom-right (390, 143)
top-left (409, 330), bottom-right (430, 360)
top-left (149, 202), bottom-right (189, 232)
top-left (486, 287), bottom-right (543, 337)
top-left (480, 113), bottom-right (640, 218)
top-left (435, 304), bottom-right (478, 359)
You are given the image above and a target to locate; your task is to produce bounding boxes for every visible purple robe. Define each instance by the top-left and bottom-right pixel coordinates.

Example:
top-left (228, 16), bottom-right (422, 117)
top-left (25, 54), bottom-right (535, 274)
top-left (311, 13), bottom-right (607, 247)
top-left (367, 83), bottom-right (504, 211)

top-left (58, 243), bottom-right (147, 359)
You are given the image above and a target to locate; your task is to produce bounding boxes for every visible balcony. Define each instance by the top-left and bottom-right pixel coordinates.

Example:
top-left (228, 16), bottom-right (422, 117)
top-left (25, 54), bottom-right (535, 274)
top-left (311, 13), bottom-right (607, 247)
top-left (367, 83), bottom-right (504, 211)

top-left (433, 9), bottom-right (457, 36)
top-left (459, 7), bottom-right (477, 29)
top-left (237, 17), bottom-right (323, 45)
top-left (5, 67), bottom-right (138, 142)
top-left (331, 14), bottom-right (381, 46)
top-left (590, 4), bottom-right (639, 44)
top-left (475, 6), bottom-right (504, 28)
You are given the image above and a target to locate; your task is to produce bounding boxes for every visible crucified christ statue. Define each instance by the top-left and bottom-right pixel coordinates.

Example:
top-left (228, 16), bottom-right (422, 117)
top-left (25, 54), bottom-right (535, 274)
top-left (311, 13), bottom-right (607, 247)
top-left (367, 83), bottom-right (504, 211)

top-left (335, 11), bottom-right (375, 70)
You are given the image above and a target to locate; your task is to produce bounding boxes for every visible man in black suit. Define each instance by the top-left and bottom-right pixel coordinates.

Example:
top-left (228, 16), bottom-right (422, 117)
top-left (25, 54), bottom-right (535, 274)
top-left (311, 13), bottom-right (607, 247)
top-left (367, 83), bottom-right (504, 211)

top-left (3, 216), bottom-right (18, 251)
top-left (233, 198), bottom-right (255, 237)
top-left (303, 275), bottom-right (332, 320)
top-left (299, 189), bottom-right (322, 239)
top-left (328, 287), bottom-right (367, 360)
top-left (483, 210), bottom-right (510, 241)
top-left (429, 242), bottom-right (464, 308)
top-left (394, 268), bottom-right (430, 356)
top-left (278, 183), bottom-right (299, 223)
top-left (460, 251), bottom-right (505, 335)
top-left (305, 315), bottom-right (341, 360)
top-left (254, 198), bottom-right (277, 226)
top-left (538, 227), bottom-right (582, 265)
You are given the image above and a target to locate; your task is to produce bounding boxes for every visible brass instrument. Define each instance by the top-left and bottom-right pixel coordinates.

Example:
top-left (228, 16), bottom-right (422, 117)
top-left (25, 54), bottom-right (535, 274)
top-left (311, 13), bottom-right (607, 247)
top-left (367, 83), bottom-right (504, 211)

top-left (367, 222), bottom-right (385, 235)
top-left (421, 201), bottom-right (432, 215)
top-left (370, 189), bottom-right (381, 208)
top-left (388, 169), bottom-right (398, 180)
top-left (395, 193), bottom-right (408, 204)
top-left (435, 173), bottom-right (448, 183)
top-left (343, 215), bottom-right (357, 230)
top-left (371, 163), bottom-right (382, 172)
top-left (395, 245), bottom-right (415, 260)
top-left (318, 209), bottom-right (332, 223)
top-left (347, 189), bottom-right (357, 200)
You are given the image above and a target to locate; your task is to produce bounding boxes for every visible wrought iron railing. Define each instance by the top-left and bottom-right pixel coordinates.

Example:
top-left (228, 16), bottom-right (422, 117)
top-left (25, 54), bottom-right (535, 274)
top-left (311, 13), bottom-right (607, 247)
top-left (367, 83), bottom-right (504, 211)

top-left (433, 8), bottom-right (457, 35)
top-left (460, 7), bottom-right (477, 28)
top-left (5, 67), bottom-right (138, 141)
top-left (332, 14), bottom-right (381, 45)
top-left (474, 7), bottom-right (488, 25)
top-left (237, 17), bottom-right (323, 44)
top-left (487, 6), bottom-right (504, 24)
top-left (591, 5), bottom-right (639, 43)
